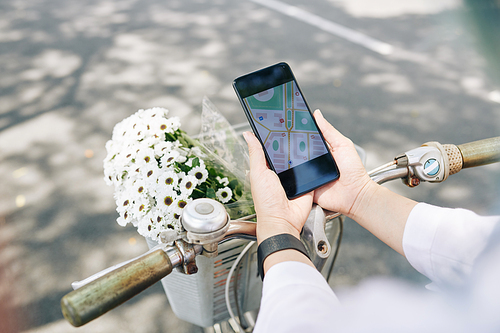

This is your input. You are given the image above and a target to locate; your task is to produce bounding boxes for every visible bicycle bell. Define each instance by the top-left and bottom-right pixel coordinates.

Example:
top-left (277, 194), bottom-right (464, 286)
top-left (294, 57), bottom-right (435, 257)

top-left (181, 198), bottom-right (230, 257)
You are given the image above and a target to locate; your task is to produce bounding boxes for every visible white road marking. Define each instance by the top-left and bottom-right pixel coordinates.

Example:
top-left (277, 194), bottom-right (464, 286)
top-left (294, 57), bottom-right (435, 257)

top-left (249, 0), bottom-right (394, 55)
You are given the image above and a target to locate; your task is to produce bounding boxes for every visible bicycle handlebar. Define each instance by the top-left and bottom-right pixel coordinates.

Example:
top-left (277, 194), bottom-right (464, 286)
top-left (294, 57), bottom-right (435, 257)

top-left (441, 137), bottom-right (500, 176)
top-left (457, 137), bottom-right (500, 169)
top-left (370, 136), bottom-right (500, 185)
top-left (61, 248), bottom-right (177, 327)
top-left (61, 137), bottom-right (499, 327)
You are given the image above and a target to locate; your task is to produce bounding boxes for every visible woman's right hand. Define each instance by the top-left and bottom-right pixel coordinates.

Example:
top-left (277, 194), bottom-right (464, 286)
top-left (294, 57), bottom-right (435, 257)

top-left (312, 110), bottom-right (376, 220)
top-left (313, 110), bottom-right (417, 256)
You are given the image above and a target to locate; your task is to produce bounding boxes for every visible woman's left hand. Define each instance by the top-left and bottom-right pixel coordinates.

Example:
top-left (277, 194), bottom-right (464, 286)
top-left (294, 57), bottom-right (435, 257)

top-left (243, 131), bottom-right (314, 243)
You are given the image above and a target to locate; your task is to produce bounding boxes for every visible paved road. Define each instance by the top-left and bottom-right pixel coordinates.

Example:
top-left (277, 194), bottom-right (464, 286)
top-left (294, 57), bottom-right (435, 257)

top-left (0, 0), bottom-right (498, 332)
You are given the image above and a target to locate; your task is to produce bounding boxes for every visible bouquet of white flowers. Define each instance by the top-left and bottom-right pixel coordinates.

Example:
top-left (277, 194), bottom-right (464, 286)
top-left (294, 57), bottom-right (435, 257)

top-left (103, 106), bottom-right (252, 242)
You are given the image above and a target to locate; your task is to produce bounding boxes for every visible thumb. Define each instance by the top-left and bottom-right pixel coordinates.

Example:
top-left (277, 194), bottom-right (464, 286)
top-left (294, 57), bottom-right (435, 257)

top-left (313, 109), bottom-right (348, 149)
top-left (243, 131), bottom-right (269, 174)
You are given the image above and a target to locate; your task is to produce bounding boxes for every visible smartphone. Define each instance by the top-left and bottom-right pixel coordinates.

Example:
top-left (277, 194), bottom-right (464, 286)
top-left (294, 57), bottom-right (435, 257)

top-left (233, 62), bottom-right (340, 199)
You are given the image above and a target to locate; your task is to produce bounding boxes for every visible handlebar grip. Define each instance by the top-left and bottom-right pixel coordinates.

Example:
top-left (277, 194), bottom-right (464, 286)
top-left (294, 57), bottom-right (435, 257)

top-left (442, 144), bottom-right (464, 175)
top-left (61, 249), bottom-right (173, 327)
top-left (457, 137), bottom-right (500, 169)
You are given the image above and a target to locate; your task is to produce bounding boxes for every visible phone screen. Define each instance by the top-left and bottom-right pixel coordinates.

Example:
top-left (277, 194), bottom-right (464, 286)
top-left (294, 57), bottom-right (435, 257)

top-left (242, 81), bottom-right (328, 173)
top-left (234, 62), bottom-right (339, 198)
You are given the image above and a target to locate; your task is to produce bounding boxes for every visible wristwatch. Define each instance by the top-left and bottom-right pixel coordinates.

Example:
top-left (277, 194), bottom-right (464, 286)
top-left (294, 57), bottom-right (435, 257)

top-left (257, 233), bottom-right (310, 280)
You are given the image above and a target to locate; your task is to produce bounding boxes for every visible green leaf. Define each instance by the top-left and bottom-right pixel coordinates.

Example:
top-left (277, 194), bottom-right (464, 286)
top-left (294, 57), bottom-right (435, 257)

top-left (208, 167), bottom-right (217, 177)
top-left (228, 179), bottom-right (239, 190)
top-left (192, 188), bottom-right (205, 199)
top-left (206, 188), bottom-right (216, 199)
top-left (192, 157), bottom-right (200, 168)
top-left (176, 163), bottom-right (186, 172)
top-left (165, 132), bottom-right (176, 142)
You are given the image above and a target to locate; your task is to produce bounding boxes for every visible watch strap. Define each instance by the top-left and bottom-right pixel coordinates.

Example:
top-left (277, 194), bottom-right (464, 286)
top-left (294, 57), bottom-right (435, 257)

top-left (257, 233), bottom-right (310, 280)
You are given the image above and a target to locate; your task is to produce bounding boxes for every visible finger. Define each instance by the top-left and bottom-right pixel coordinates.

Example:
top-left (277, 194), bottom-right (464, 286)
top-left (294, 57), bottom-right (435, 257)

top-left (313, 109), bottom-right (347, 148)
top-left (243, 131), bottom-right (269, 173)
top-left (292, 190), bottom-right (314, 208)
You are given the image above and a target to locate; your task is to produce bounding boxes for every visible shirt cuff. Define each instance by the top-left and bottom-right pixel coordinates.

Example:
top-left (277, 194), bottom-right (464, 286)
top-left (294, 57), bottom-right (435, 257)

top-left (262, 261), bottom-right (339, 304)
top-left (402, 202), bottom-right (441, 280)
top-left (402, 202), bottom-right (498, 287)
top-left (254, 261), bottom-right (340, 332)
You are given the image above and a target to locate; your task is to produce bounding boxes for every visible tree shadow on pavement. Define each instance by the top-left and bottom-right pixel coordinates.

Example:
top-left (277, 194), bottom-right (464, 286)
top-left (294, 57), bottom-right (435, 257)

top-left (0, 1), bottom-right (498, 332)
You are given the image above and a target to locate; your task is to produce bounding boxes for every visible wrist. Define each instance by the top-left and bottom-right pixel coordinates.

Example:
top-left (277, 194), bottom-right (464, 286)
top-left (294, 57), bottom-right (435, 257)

top-left (345, 180), bottom-right (417, 255)
top-left (257, 233), bottom-right (313, 279)
top-left (263, 249), bottom-right (314, 277)
top-left (257, 220), bottom-right (301, 244)
top-left (346, 180), bottom-right (381, 221)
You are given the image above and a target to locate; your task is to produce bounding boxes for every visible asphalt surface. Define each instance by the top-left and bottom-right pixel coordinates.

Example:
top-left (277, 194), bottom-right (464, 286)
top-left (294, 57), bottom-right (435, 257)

top-left (0, 0), bottom-right (499, 332)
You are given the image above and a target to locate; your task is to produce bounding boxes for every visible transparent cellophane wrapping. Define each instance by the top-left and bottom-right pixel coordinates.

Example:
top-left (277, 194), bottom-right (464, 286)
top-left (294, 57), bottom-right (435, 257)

top-left (147, 97), bottom-right (260, 328)
top-left (149, 98), bottom-right (345, 328)
top-left (198, 96), bottom-right (255, 220)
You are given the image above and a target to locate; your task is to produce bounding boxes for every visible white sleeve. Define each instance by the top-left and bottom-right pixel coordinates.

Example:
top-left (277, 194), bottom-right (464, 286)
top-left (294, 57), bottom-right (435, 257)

top-left (402, 203), bottom-right (500, 288)
top-left (253, 261), bottom-right (340, 333)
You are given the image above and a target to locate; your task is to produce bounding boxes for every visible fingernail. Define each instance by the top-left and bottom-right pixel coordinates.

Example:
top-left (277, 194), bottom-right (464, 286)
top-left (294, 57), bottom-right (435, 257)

top-left (314, 109), bottom-right (323, 117)
top-left (242, 131), bottom-right (250, 143)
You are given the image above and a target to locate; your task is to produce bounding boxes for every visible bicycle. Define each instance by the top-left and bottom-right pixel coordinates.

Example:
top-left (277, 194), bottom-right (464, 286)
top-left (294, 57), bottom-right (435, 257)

top-left (60, 136), bottom-right (500, 332)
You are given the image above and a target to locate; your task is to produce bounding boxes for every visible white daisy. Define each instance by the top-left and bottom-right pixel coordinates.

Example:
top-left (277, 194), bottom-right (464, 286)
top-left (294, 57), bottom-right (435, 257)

top-left (170, 209), bottom-right (183, 225)
top-left (104, 141), bottom-right (116, 160)
top-left (103, 161), bottom-right (117, 186)
top-left (105, 106), bottom-right (246, 235)
top-left (160, 150), bottom-right (180, 167)
top-left (117, 209), bottom-right (133, 227)
top-left (114, 190), bottom-right (134, 214)
top-left (130, 118), bottom-right (148, 141)
top-left (141, 164), bottom-right (161, 187)
top-left (112, 116), bottom-right (135, 141)
top-left (163, 207), bottom-right (179, 226)
top-left (216, 187), bottom-right (232, 203)
top-left (123, 165), bottom-right (141, 182)
top-left (130, 179), bottom-right (149, 199)
top-left (176, 154), bottom-right (187, 163)
top-left (141, 134), bottom-right (162, 148)
top-left (165, 116), bottom-right (181, 133)
top-left (118, 146), bottom-right (138, 167)
top-left (137, 207), bottom-right (165, 239)
top-left (156, 170), bottom-right (179, 189)
top-left (148, 207), bottom-right (165, 227)
top-left (140, 107), bottom-right (168, 120)
top-left (216, 176), bottom-right (229, 186)
top-left (189, 166), bottom-right (209, 183)
top-left (179, 175), bottom-right (198, 196)
top-left (175, 194), bottom-right (192, 212)
top-left (131, 196), bottom-right (151, 223)
top-left (153, 141), bottom-right (175, 158)
top-left (155, 118), bottom-right (173, 134)
top-left (156, 187), bottom-right (178, 212)
top-left (137, 218), bottom-right (154, 239)
top-left (136, 147), bottom-right (156, 167)
top-left (185, 157), bottom-right (194, 167)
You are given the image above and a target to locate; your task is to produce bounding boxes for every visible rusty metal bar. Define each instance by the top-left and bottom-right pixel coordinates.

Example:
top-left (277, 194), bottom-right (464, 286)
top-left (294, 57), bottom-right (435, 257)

top-left (61, 248), bottom-right (175, 327)
top-left (458, 137), bottom-right (500, 169)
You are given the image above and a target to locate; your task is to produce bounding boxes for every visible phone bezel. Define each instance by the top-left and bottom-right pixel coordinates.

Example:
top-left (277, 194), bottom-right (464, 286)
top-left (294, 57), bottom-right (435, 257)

top-left (233, 62), bottom-right (339, 198)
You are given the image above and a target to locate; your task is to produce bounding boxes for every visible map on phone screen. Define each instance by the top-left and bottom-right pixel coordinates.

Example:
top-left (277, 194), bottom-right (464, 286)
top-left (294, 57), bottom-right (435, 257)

top-left (243, 81), bottom-right (328, 173)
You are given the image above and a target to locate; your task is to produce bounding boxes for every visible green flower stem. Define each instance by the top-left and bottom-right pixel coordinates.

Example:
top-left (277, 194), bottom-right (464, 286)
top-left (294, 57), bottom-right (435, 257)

top-left (179, 131), bottom-right (201, 148)
top-left (193, 188), bottom-right (205, 196)
top-left (165, 132), bottom-right (177, 143)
